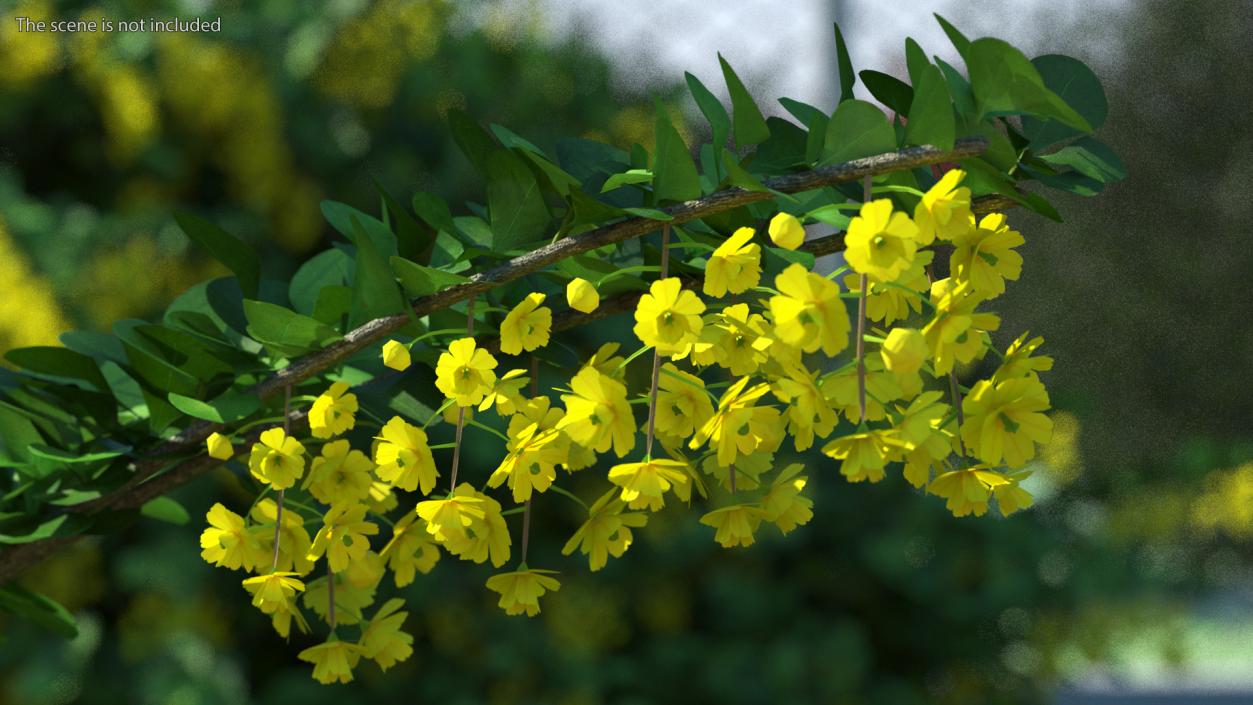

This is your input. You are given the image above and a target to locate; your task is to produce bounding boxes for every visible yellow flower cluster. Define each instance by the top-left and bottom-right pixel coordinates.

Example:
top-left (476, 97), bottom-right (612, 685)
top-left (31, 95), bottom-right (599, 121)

top-left (199, 170), bottom-right (1057, 683)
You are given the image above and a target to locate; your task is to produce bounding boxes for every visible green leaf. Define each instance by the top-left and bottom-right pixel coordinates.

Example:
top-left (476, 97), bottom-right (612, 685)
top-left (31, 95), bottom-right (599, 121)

top-left (0, 402), bottom-right (41, 467)
top-left (651, 105), bottom-right (701, 204)
top-left (934, 14), bottom-right (970, 59)
top-left (289, 248), bottom-right (353, 317)
top-left (113, 322), bottom-right (201, 397)
top-left (1021, 54), bottom-right (1109, 147)
top-left (936, 58), bottom-right (976, 117)
top-left (447, 109), bottom-right (497, 174)
top-left (833, 23), bottom-right (856, 102)
top-left (0, 514), bottom-right (68, 545)
top-left (623, 208), bottom-right (673, 221)
top-left (141, 496), bottom-right (190, 526)
top-left (312, 285), bottom-right (352, 327)
top-left (821, 100), bottom-right (896, 166)
top-left (374, 179), bottom-right (433, 263)
top-left (0, 585), bottom-right (77, 638)
top-left (5, 347), bottom-right (107, 391)
top-left (721, 149), bottom-right (769, 193)
top-left (349, 217), bottom-right (407, 327)
top-left (27, 445), bottom-right (128, 464)
top-left (905, 64), bottom-right (956, 150)
top-left (411, 192), bottom-right (458, 236)
top-left (391, 256), bottom-right (470, 297)
top-left (243, 300), bottom-right (342, 357)
top-left (685, 71), bottom-right (731, 152)
top-left (168, 390), bottom-right (261, 423)
top-left (780, 98), bottom-right (830, 164)
top-left (967, 39), bottom-right (1091, 131)
top-left (859, 70), bottom-right (914, 116)
top-left (904, 38), bottom-right (929, 85)
top-left (487, 150), bottom-right (551, 250)
top-left (173, 212), bottom-right (260, 299)
top-left (600, 168), bottom-right (654, 193)
top-left (718, 54), bottom-right (770, 148)
top-left (321, 201), bottom-right (398, 260)
top-left (1039, 137), bottom-right (1126, 183)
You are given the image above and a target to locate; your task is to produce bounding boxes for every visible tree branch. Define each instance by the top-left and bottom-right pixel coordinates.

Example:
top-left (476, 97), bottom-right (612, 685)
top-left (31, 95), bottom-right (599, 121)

top-left (0, 139), bottom-right (991, 584)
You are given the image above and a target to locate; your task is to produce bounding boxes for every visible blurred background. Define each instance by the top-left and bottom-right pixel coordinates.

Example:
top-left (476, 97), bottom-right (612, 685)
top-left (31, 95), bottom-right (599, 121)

top-left (2, 0), bottom-right (1252, 703)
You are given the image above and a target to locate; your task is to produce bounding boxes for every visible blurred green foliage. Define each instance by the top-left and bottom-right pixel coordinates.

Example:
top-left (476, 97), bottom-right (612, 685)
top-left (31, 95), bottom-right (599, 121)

top-left (2, 0), bottom-right (1252, 703)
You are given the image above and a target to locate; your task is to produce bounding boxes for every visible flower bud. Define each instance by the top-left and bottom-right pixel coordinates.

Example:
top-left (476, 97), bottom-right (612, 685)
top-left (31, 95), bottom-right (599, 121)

top-left (206, 432), bottom-right (234, 460)
top-left (767, 212), bottom-right (805, 250)
top-left (566, 277), bottom-right (600, 313)
top-left (880, 327), bottom-right (926, 375)
top-left (382, 340), bottom-right (411, 371)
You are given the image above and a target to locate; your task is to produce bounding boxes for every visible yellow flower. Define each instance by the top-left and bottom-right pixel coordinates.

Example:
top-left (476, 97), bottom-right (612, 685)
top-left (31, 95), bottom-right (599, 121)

top-left (566, 277), bottom-right (600, 313)
top-left (485, 568), bottom-right (561, 617)
top-left (760, 464), bottom-right (813, 534)
top-left (382, 339), bottom-right (412, 371)
top-left (298, 638), bottom-right (365, 684)
top-left (556, 366), bottom-right (636, 457)
top-left (499, 292), bottom-right (552, 355)
top-left (309, 382), bottom-right (358, 439)
top-left (993, 332), bottom-right (1054, 383)
top-left (995, 473), bottom-right (1035, 516)
top-left (435, 337), bottom-right (498, 407)
top-left (914, 168), bottom-right (974, 244)
top-left (961, 377), bottom-right (1053, 468)
top-left (704, 226), bottom-right (762, 297)
top-left (200, 503), bottom-right (265, 570)
top-left (820, 355), bottom-right (905, 424)
top-left (242, 572), bottom-right (305, 611)
top-left (844, 250), bottom-right (933, 326)
top-left (700, 504), bottom-right (766, 548)
top-left (380, 514), bottom-right (441, 587)
top-left (880, 327), bottom-right (927, 376)
top-left (633, 277), bottom-right (705, 356)
top-left (950, 212), bottom-right (1024, 298)
top-left (768, 263), bottom-right (850, 356)
top-left (488, 422), bottom-right (564, 502)
top-left (304, 439), bottom-right (374, 507)
top-left (359, 599), bottom-right (414, 671)
top-left (654, 363), bottom-right (715, 444)
top-left (771, 365), bottom-right (838, 452)
top-left (248, 428), bottom-right (306, 490)
top-left (703, 303), bottom-right (770, 375)
top-left (583, 341), bottom-right (626, 377)
top-left (562, 490), bottom-right (647, 571)
top-left (768, 212), bottom-right (805, 250)
top-left (927, 466), bottom-right (1012, 517)
top-left (844, 199), bottom-right (920, 282)
top-left (416, 486), bottom-right (487, 544)
top-left (821, 429), bottom-right (906, 483)
top-left (373, 416), bottom-right (438, 495)
top-left (307, 503), bottom-right (379, 573)
top-left (691, 377), bottom-right (775, 466)
top-left (607, 458), bottom-right (692, 512)
top-left (922, 277), bottom-right (1001, 376)
top-left (303, 573), bottom-right (377, 626)
top-left (479, 368), bottom-right (529, 415)
top-left (249, 498), bottom-right (315, 575)
top-left (418, 484), bottom-right (511, 567)
top-left (345, 550), bottom-right (386, 590)
top-left (206, 432), bottom-right (233, 460)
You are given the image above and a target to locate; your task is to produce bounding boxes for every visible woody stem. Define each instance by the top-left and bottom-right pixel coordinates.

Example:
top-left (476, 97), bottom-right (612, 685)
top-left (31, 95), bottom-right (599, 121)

top-left (643, 224), bottom-right (672, 460)
top-left (449, 296), bottom-right (476, 491)
top-left (856, 176), bottom-right (871, 426)
top-left (270, 384), bottom-right (291, 573)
